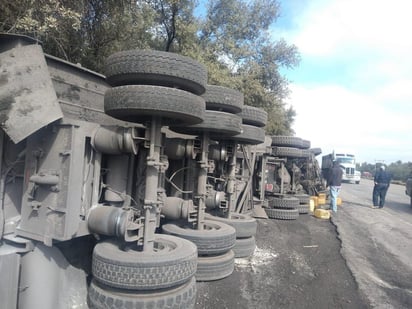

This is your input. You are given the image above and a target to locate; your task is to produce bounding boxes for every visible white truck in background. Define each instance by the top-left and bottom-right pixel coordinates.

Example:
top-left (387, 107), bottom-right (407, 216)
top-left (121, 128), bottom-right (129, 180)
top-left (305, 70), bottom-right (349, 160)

top-left (321, 151), bottom-right (361, 184)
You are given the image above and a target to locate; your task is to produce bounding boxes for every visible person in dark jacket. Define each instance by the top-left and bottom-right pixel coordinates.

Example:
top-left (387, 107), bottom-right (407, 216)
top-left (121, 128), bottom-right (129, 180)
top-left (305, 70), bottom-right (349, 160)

top-left (327, 160), bottom-right (343, 213)
top-left (372, 165), bottom-right (391, 208)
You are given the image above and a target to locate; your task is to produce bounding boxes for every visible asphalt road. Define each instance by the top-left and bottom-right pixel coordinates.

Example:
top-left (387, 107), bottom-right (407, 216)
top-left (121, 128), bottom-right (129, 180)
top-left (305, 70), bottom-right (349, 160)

top-left (195, 179), bottom-right (412, 309)
top-left (335, 179), bottom-right (412, 309)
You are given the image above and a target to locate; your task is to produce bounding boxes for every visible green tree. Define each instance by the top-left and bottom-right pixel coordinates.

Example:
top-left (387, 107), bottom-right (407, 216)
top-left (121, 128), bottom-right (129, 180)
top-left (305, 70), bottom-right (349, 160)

top-left (0, 0), bottom-right (82, 60)
top-left (197, 0), bottom-right (300, 135)
top-left (0, 0), bottom-right (300, 135)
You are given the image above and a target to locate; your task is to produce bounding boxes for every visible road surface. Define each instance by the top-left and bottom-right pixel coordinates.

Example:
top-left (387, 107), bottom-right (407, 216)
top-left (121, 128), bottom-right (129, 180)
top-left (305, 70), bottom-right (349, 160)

top-left (195, 179), bottom-right (412, 308)
top-left (336, 179), bottom-right (412, 308)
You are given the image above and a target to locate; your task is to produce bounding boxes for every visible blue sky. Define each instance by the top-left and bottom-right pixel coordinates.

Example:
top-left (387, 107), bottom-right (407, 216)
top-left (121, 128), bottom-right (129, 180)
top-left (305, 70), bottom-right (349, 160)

top-left (272, 0), bottom-right (412, 164)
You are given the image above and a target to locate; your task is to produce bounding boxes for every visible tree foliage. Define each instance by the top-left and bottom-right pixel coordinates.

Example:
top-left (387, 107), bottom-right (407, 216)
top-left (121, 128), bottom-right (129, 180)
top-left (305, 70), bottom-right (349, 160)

top-left (358, 161), bottom-right (412, 182)
top-left (0, 0), bottom-right (300, 135)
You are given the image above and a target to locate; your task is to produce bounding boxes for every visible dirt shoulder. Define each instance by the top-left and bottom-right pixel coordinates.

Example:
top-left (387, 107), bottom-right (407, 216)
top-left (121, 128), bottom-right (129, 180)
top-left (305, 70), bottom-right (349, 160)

top-left (196, 215), bottom-right (369, 309)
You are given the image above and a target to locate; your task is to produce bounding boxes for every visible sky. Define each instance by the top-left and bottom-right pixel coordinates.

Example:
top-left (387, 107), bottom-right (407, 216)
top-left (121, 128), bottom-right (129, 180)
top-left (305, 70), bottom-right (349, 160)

top-left (272, 0), bottom-right (412, 164)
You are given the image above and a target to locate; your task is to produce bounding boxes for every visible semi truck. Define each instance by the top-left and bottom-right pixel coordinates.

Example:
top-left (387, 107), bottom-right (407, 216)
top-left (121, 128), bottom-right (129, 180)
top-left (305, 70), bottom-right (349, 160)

top-left (321, 151), bottom-right (361, 184)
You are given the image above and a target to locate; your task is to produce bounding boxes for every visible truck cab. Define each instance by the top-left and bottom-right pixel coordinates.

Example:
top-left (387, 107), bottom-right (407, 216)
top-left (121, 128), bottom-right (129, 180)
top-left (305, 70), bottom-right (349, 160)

top-left (322, 151), bottom-right (361, 184)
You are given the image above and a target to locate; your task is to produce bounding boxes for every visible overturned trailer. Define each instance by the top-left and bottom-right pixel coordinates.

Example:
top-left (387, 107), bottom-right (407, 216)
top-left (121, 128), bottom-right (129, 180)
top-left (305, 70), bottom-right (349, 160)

top-left (254, 135), bottom-right (326, 220)
top-left (0, 33), bottom-right (268, 308)
top-left (0, 33), bottom-right (208, 308)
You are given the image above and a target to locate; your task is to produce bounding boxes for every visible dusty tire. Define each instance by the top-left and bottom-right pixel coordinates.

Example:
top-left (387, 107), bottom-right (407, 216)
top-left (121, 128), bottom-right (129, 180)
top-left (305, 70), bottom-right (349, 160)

top-left (104, 49), bottom-right (207, 95)
top-left (233, 236), bottom-right (256, 258)
top-left (231, 124), bottom-right (266, 145)
top-left (170, 110), bottom-right (242, 137)
top-left (300, 149), bottom-right (312, 158)
top-left (294, 194), bottom-right (311, 204)
top-left (196, 250), bottom-right (235, 281)
top-left (88, 277), bottom-right (196, 309)
top-left (272, 146), bottom-right (302, 158)
top-left (265, 208), bottom-right (299, 220)
top-left (271, 136), bottom-right (303, 148)
top-left (104, 85), bottom-right (205, 125)
top-left (92, 235), bottom-right (197, 290)
top-left (301, 139), bottom-right (311, 149)
top-left (310, 147), bottom-right (322, 156)
top-left (297, 204), bottom-right (310, 214)
top-left (202, 85), bottom-right (243, 114)
top-left (204, 213), bottom-right (257, 238)
top-left (239, 105), bottom-right (268, 127)
top-left (161, 220), bottom-right (236, 255)
top-left (268, 196), bottom-right (300, 209)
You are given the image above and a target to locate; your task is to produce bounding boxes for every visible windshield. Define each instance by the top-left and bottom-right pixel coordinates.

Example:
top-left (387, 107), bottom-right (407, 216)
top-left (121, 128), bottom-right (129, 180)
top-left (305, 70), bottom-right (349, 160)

top-left (337, 158), bottom-right (355, 164)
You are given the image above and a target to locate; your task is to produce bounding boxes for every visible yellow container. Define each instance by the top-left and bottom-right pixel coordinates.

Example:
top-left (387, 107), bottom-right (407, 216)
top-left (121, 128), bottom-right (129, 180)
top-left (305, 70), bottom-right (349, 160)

top-left (337, 197), bottom-right (342, 206)
top-left (309, 199), bottom-right (315, 212)
top-left (310, 196), bottom-right (318, 207)
top-left (314, 208), bottom-right (330, 219)
top-left (317, 197), bottom-right (326, 205)
top-left (318, 193), bottom-right (326, 199)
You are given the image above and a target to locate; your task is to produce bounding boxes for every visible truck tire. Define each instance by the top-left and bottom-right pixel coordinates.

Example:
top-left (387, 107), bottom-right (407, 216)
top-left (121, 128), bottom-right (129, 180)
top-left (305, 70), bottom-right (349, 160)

top-left (202, 85), bottom-right (243, 114)
top-left (233, 236), bottom-right (256, 258)
top-left (271, 136), bottom-right (303, 148)
top-left (104, 49), bottom-right (207, 95)
top-left (238, 105), bottom-right (268, 127)
top-left (268, 196), bottom-right (300, 209)
top-left (300, 149), bottom-right (312, 158)
top-left (92, 235), bottom-right (197, 290)
top-left (297, 203), bottom-right (310, 214)
top-left (170, 110), bottom-right (242, 137)
top-left (310, 147), bottom-right (322, 156)
top-left (301, 139), bottom-right (311, 149)
top-left (88, 277), bottom-right (196, 309)
top-left (265, 208), bottom-right (299, 220)
top-left (196, 250), bottom-right (235, 281)
top-left (231, 124), bottom-right (266, 145)
top-left (104, 85), bottom-right (205, 125)
top-left (204, 213), bottom-right (257, 238)
top-left (294, 194), bottom-right (311, 205)
top-left (161, 220), bottom-right (236, 255)
top-left (272, 146), bottom-right (302, 158)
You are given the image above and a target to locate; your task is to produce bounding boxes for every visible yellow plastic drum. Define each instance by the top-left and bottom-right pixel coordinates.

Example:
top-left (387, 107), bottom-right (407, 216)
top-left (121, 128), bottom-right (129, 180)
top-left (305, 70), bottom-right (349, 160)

top-left (310, 196), bottom-right (318, 208)
top-left (309, 199), bottom-right (315, 212)
top-left (317, 196), bottom-right (326, 205)
top-left (318, 193), bottom-right (326, 199)
top-left (314, 209), bottom-right (330, 219)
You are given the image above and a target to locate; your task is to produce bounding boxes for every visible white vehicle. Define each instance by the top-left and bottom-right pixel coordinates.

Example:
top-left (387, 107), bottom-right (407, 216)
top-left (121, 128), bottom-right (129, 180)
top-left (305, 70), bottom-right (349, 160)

top-left (322, 151), bottom-right (361, 184)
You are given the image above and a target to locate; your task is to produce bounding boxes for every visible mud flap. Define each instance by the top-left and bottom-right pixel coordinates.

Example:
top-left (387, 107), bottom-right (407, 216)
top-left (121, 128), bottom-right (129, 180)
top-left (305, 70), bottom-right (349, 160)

top-left (0, 44), bottom-right (63, 143)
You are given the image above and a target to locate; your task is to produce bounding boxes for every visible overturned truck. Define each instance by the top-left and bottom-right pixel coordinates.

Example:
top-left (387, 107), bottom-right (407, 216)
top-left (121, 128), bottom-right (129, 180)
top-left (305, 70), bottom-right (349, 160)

top-left (0, 34), bottom-right (265, 308)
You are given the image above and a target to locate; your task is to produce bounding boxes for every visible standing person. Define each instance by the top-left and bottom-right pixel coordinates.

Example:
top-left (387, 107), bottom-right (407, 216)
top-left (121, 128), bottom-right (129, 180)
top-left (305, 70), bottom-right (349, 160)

top-left (327, 160), bottom-right (343, 213)
top-left (372, 165), bottom-right (392, 208)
